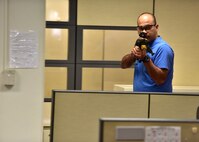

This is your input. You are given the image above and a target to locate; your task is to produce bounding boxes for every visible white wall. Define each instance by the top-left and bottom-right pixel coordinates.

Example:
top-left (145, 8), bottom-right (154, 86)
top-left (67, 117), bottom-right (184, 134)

top-left (0, 0), bottom-right (44, 142)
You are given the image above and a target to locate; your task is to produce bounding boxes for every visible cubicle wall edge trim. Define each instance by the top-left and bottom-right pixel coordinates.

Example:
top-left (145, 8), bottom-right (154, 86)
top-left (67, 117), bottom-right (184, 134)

top-left (148, 94), bottom-right (151, 118)
top-left (48, 89), bottom-right (199, 96)
top-left (99, 117), bottom-right (199, 123)
top-left (50, 90), bottom-right (56, 142)
top-left (99, 119), bottom-right (104, 142)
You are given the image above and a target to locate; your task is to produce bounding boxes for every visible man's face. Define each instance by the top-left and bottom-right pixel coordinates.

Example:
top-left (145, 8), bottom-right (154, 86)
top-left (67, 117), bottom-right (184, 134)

top-left (137, 14), bottom-right (158, 42)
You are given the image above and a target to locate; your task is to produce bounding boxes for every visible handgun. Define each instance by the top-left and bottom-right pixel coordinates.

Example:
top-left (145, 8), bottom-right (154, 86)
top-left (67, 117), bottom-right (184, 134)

top-left (135, 32), bottom-right (154, 55)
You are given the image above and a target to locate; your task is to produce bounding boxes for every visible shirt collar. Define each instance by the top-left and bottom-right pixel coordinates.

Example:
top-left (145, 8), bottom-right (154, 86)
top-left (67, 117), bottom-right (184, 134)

top-left (149, 35), bottom-right (161, 48)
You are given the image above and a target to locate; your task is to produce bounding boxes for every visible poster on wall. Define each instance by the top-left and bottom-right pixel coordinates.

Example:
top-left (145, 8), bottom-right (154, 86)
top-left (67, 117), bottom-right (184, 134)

top-left (9, 30), bottom-right (39, 68)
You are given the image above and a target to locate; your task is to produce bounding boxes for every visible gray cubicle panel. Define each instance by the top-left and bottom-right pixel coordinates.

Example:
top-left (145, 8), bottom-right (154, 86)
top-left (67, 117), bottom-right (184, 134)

top-left (150, 94), bottom-right (199, 119)
top-left (50, 91), bottom-right (149, 142)
top-left (99, 118), bottom-right (199, 142)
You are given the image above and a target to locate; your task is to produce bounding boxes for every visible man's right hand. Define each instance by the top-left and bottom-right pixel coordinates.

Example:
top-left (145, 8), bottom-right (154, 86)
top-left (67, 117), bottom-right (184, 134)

top-left (131, 46), bottom-right (146, 61)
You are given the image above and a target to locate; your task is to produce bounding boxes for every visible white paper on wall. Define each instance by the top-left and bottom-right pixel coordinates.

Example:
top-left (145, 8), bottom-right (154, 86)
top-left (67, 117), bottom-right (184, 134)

top-left (145, 126), bottom-right (181, 142)
top-left (9, 30), bottom-right (39, 68)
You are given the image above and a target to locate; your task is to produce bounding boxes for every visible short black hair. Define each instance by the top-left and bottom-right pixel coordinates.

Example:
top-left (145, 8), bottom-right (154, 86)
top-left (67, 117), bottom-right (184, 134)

top-left (137, 12), bottom-right (157, 25)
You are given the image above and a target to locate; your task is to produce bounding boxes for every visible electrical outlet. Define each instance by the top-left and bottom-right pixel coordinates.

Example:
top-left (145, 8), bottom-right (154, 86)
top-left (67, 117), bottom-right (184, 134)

top-left (3, 69), bottom-right (16, 86)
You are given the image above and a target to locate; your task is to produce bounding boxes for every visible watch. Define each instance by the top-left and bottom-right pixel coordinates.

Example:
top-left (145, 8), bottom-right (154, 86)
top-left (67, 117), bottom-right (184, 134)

top-left (142, 55), bottom-right (150, 63)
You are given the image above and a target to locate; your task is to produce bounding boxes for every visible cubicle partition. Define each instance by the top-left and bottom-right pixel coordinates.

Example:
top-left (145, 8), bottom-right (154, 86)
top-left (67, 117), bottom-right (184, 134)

top-left (99, 118), bottom-right (199, 142)
top-left (50, 90), bottom-right (199, 142)
top-left (150, 94), bottom-right (199, 119)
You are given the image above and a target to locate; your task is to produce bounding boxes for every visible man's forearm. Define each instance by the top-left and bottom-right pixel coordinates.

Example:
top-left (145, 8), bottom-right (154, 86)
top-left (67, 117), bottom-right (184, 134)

top-left (121, 53), bottom-right (136, 69)
top-left (144, 60), bottom-right (168, 85)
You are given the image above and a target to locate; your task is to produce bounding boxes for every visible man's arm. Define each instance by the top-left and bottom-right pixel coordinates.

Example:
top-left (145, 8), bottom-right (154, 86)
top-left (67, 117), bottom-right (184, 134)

top-left (143, 60), bottom-right (168, 85)
top-left (131, 46), bottom-right (168, 85)
top-left (121, 53), bottom-right (136, 69)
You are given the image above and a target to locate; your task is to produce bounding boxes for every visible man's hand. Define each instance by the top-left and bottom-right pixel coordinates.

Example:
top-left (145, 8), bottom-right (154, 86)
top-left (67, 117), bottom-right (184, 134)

top-left (131, 46), bottom-right (147, 60)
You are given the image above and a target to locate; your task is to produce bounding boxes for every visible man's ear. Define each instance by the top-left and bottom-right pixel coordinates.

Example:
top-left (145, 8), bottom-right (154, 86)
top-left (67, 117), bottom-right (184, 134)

top-left (155, 24), bottom-right (159, 29)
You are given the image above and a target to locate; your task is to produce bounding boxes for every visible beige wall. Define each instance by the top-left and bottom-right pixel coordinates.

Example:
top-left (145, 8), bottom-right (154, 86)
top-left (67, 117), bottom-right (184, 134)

top-left (0, 0), bottom-right (44, 142)
top-left (156, 0), bottom-right (199, 86)
top-left (78, 0), bottom-right (153, 26)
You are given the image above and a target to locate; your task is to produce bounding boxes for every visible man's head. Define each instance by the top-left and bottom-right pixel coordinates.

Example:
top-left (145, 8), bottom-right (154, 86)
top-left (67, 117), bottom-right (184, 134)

top-left (137, 12), bottom-right (159, 42)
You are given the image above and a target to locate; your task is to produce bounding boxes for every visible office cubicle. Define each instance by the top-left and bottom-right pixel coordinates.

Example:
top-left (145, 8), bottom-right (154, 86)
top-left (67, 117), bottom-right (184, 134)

top-left (50, 90), bottom-right (199, 142)
top-left (99, 118), bottom-right (199, 142)
top-left (50, 91), bottom-right (149, 142)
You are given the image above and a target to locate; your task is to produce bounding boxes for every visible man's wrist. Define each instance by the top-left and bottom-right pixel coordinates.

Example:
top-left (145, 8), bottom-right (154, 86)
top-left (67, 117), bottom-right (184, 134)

top-left (142, 55), bottom-right (150, 63)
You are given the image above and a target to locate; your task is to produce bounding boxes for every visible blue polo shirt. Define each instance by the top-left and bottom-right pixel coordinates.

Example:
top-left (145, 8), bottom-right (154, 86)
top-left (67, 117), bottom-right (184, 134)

top-left (133, 36), bottom-right (174, 92)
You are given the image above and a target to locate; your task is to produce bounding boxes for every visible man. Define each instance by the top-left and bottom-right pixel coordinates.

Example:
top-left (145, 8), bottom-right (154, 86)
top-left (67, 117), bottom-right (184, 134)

top-left (121, 12), bottom-right (174, 92)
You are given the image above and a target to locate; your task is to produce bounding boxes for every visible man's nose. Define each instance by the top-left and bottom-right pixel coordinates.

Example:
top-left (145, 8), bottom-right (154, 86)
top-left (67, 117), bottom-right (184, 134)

top-left (139, 31), bottom-right (147, 38)
top-left (142, 29), bottom-right (147, 33)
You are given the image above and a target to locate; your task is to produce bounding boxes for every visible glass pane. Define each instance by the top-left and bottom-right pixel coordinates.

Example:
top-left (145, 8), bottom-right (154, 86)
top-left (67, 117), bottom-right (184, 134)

top-left (82, 67), bottom-right (133, 91)
top-left (83, 30), bottom-right (104, 60)
top-left (82, 68), bottom-right (103, 90)
top-left (46, 0), bottom-right (69, 21)
top-left (78, 0), bottom-right (153, 26)
top-left (45, 28), bottom-right (68, 60)
top-left (45, 67), bottom-right (67, 98)
top-left (83, 30), bottom-right (138, 61)
top-left (103, 68), bottom-right (133, 91)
